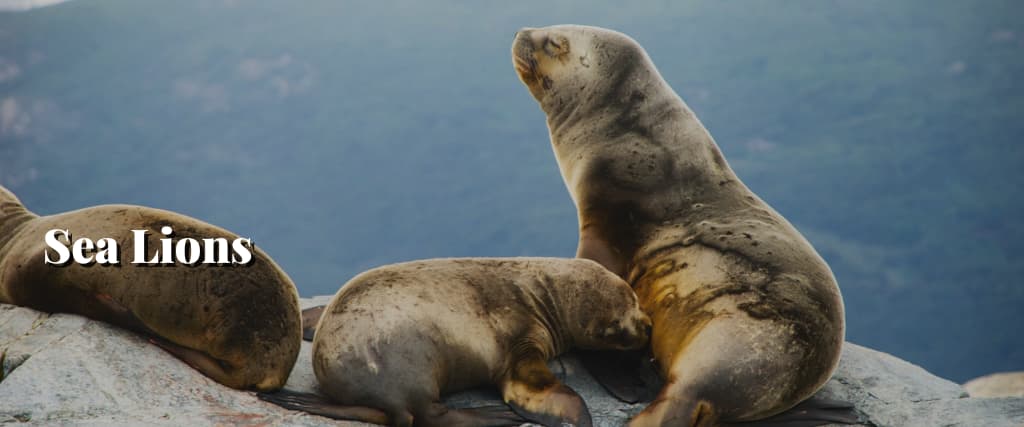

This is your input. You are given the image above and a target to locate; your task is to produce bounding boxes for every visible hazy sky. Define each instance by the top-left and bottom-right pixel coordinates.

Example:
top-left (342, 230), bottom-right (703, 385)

top-left (0, 0), bottom-right (72, 11)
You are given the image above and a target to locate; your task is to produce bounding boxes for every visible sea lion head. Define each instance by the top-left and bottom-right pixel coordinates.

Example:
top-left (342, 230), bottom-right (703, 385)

top-left (512, 25), bottom-right (651, 118)
top-left (568, 267), bottom-right (652, 351)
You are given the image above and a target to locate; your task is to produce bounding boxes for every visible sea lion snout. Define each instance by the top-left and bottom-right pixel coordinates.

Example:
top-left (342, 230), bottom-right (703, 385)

top-left (513, 27), bottom-right (534, 41)
top-left (512, 32), bottom-right (545, 98)
top-left (640, 314), bottom-right (653, 338)
top-left (597, 311), bottom-right (652, 351)
top-left (632, 312), bottom-right (653, 348)
top-left (512, 30), bottom-right (536, 66)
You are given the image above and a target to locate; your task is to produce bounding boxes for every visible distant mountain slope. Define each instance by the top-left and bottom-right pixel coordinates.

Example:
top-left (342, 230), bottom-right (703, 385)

top-left (1, 0), bottom-right (1021, 382)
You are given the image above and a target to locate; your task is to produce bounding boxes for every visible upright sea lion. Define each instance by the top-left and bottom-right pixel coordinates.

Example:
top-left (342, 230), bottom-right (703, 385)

top-left (512, 26), bottom-right (852, 426)
top-left (0, 185), bottom-right (301, 391)
top-left (261, 257), bottom-right (652, 427)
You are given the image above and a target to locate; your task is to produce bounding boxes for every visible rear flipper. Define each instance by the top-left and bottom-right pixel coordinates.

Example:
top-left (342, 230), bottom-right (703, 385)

top-left (418, 402), bottom-right (526, 427)
top-left (502, 351), bottom-right (594, 427)
top-left (577, 349), bottom-right (663, 404)
top-left (301, 305), bottom-right (326, 341)
top-left (724, 397), bottom-right (861, 427)
top-left (257, 389), bottom-right (390, 425)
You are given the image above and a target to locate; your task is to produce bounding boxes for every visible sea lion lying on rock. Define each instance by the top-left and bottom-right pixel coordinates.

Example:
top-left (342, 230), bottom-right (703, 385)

top-left (262, 257), bottom-right (651, 427)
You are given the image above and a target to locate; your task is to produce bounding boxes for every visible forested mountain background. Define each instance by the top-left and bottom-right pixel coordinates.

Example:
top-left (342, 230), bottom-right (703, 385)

top-left (1, 0), bottom-right (1021, 383)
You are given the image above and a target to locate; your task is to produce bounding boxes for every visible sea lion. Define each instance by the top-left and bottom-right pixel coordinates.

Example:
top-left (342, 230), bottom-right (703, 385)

top-left (0, 185), bottom-right (301, 391)
top-left (964, 371), bottom-right (1024, 398)
top-left (512, 26), bottom-right (851, 426)
top-left (260, 257), bottom-right (652, 427)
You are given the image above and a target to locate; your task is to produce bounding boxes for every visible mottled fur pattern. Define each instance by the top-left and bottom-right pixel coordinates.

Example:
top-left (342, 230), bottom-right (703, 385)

top-left (310, 258), bottom-right (651, 426)
top-left (512, 25), bottom-right (846, 426)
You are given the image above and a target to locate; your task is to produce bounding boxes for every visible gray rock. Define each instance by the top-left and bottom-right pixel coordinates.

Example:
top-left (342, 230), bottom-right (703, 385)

top-left (2, 299), bottom-right (1022, 427)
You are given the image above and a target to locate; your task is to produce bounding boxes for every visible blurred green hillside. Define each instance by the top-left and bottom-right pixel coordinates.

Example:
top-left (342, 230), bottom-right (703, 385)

top-left (1, 0), bottom-right (1021, 382)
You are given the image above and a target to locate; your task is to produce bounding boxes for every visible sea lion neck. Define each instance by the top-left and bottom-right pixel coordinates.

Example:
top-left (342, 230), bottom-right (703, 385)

top-left (521, 268), bottom-right (574, 356)
top-left (544, 57), bottom-right (722, 169)
top-left (0, 187), bottom-right (37, 255)
top-left (547, 62), bottom-right (737, 205)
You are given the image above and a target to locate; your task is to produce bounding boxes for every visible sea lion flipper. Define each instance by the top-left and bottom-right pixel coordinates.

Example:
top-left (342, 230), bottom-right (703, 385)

top-left (419, 403), bottom-right (525, 427)
top-left (502, 354), bottom-right (594, 427)
top-left (456, 403), bottom-right (524, 421)
top-left (149, 337), bottom-right (229, 374)
top-left (92, 293), bottom-right (157, 336)
top-left (257, 390), bottom-right (390, 424)
top-left (720, 397), bottom-right (860, 427)
top-left (301, 305), bottom-right (326, 341)
top-left (505, 384), bottom-right (593, 427)
top-left (577, 349), bottom-right (663, 404)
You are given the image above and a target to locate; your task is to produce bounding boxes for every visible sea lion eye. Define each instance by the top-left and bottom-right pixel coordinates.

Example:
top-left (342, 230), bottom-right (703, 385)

top-left (543, 37), bottom-right (569, 57)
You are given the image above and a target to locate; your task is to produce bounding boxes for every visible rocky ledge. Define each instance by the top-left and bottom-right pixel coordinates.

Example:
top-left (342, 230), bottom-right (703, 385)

top-left (2, 298), bottom-right (1022, 427)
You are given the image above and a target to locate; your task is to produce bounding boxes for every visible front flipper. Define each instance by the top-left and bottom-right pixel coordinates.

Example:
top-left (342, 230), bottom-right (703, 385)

top-left (501, 351), bottom-right (593, 427)
top-left (92, 293), bottom-right (159, 336)
top-left (301, 305), bottom-right (326, 341)
top-left (257, 389), bottom-right (390, 425)
top-left (93, 292), bottom-right (246, 389)
top-left (723, 397), bottom-right (861, 427)
top-left (148, 336), bottom-right (241, 388)
top-left (577, 349), bottom-right (663, 404)
top-left (94, 293), bottom-right (231, 380)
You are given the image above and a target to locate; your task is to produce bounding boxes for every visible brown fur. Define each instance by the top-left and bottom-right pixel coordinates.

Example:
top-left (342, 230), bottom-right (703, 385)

top-left (309, 257), bottom-right (651, 426)
top-left (512, 25), bottom-right (845, 425)
top-left (0, 185), bottom-right (301, 391)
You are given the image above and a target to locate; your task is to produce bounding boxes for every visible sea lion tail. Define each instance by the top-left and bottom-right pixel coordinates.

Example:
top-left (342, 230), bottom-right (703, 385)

top-left (257, 390), bottom-right (390, 425)
top-left (721, 397), bottom-right (861, 427)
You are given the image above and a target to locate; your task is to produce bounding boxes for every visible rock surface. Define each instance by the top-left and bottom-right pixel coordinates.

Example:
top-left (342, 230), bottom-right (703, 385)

top-left (1, 298), bottom-right (1022, 427)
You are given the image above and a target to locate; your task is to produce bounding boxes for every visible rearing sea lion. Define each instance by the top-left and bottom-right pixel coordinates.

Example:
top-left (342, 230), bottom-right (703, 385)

top-left (261, 257), bottom-right (652, 427)
top-left (0, 185), bottom-right (301, 391)
top-left (512, 25), bottom-right (853, 426)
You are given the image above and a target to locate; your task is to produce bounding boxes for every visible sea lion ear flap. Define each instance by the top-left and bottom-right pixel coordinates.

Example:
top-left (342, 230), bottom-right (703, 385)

top-left (543, 35), bottom-right (571, 57)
